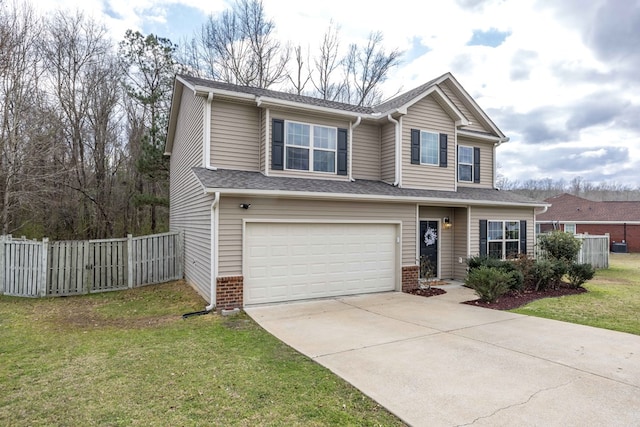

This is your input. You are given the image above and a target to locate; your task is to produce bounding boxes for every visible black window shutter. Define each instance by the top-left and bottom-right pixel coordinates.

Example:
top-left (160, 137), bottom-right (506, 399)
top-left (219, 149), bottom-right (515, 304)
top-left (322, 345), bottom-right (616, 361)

top-left (411, 129), bottom-right (420, 164)
top-left (520, 220), bottom-right (527, 254)
top-left (473, 147), bottom-right (481, 183)
top-left (337, 128), bottom-right (348, 175)
top-left (271, 119), bottom-right (284, 170)
top-left (439, 134), bottom-right (448, 167)
top-left (479, 220), bottom-right (488, 256)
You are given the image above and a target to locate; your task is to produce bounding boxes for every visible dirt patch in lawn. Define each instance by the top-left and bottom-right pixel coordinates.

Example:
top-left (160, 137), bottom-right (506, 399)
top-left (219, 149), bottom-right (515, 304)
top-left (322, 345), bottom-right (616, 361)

top-left (406, 287), bottom-right (447, 297)
top-left (462, 285), bottom-right (588, 310)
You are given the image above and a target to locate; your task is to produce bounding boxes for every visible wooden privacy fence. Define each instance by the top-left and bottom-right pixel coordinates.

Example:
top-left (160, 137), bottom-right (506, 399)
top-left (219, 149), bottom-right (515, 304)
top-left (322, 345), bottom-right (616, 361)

top-left (0, 232), bottom-right (183, 298)
top-left (536, 233), bottom-right (609, 269)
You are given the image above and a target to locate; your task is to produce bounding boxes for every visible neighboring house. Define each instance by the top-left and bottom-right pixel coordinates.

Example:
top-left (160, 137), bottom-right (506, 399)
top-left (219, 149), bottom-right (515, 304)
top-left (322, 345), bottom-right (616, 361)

top-left (537, 193), bottom-right (640, 253)
top-left (165, 72), bottom-right (547, 310)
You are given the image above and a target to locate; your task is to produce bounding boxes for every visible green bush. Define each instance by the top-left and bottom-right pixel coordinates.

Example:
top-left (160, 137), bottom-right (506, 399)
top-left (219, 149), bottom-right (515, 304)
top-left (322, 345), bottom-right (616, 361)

top-left (531, 259), bottom-right (566, 291)
top-left (538, 232), bottom-right (582, 264)
top-left (465, 266), bottom-right (512, 303)
top-left (567, 263), bottom-right (596, 288)
top-left (467, 256), bottom-right (524, 291)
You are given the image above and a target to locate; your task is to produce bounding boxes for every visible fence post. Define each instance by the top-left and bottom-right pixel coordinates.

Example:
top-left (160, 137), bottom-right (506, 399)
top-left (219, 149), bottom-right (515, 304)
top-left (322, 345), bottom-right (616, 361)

top-left (0, 235), bottom-right (5, 295)
top-left (178, 230), bottom-right (184, 280)
top-left (127, 234), bottom-right (133, 288)
top-left (40, 238), bottom-right (49, 297)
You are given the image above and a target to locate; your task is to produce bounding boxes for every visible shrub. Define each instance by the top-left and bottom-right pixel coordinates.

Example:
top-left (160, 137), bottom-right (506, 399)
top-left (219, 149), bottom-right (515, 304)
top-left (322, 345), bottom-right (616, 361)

top-left (467, 256), bottom-right (524, 291)
top-left (465, 266), bottom-right (512, 303)
top-left (538, 232), bottom-right (582, 264)
top-left (531, 259), bottom-right (566, 291)
top-left (567, 263), bottom-right (595, 288)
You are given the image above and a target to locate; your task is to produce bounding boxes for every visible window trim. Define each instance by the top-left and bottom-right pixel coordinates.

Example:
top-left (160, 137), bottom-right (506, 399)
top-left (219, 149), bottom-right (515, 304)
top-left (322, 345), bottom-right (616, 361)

top-left (458, 145), bottom-right (474, 183)
top-left (419, 130), bottom-right (440, 166)
top-left (564, 223), bottom-right (576, 234)
top-left (284, 120), bottom-right (337, 174)
top-left (487, 220), bottom-right (521, 259)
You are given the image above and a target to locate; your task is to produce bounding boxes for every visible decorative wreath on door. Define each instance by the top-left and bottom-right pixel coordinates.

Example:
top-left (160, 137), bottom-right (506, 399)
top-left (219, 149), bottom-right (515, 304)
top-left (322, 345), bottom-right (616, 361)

top-left (424, 227), bottom-right (437, 246)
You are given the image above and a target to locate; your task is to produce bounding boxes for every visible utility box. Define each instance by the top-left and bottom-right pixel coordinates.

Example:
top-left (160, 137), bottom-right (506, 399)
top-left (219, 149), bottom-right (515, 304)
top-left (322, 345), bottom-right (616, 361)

top-left (611, 242), bottom-right (628, 253)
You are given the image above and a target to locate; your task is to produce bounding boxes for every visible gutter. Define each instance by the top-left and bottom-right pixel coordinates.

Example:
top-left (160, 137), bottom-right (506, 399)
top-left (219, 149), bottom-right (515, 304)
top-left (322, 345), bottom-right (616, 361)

top-left (204, 92), bottom-right (216, 170)
top-left (206, 191), bottom-right (221, 311)
top-left (350, 117), bottom-right (362, 181)
top-left (387, 114), bottom-right (400, 186)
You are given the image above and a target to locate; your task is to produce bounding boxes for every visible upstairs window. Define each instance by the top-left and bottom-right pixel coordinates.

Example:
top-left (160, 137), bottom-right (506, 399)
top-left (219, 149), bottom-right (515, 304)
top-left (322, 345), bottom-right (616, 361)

top-left (458, 145), bottom-right (480, 183)
top-left (272, 119), bottom-right (347, 175)
top-left (420, 131), bottom-right (439, 165)
top-left (285, 121), bottom-right (336, 173)
top-left (458, 146), bottom-right (473, 182)
top-left (411, 129), bottom-right (447, 167)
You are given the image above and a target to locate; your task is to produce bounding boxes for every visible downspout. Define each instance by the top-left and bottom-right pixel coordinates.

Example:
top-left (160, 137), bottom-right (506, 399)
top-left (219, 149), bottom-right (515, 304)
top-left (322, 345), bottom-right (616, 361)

top-left (387, 114), bottom-right (400, 186)
top-left (493, 137), bottom-right (509, 189)
top-left (204, 92), bottom-right (216, 170)
top-left (206, 191), bottom-right (221, 311)
top-left (349, 116), bottom-right (361, 182)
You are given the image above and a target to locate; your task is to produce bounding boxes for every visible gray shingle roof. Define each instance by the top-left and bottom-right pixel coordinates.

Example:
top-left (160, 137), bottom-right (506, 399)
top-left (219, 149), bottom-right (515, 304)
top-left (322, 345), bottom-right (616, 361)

top-left (192, 168), bottom-right (545, 206)
top-left (372, 76), bottom-right (441, 113)
top-left (179, 74), bottom-right (374, 114)
top-left (538, 193), bottom-right (640, 221)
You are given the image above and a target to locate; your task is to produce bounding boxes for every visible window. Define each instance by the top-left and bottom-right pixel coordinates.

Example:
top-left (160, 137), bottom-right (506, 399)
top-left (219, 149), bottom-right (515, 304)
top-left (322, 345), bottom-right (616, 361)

top-left (458, 146), bottom-right (473, 182)
top-left (487, 220), bottom-right (520, 259)
top-left (420, 131), bottom-right (439, 165)
top-left (285, 121), bottom-right (336, 173)
top-left (564, 223), bottom-right (576, 234)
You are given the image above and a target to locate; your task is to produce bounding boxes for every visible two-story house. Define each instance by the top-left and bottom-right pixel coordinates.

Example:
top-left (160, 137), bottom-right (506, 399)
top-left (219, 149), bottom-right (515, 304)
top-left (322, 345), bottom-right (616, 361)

top-left (165, 72), bottom-right (547, 310)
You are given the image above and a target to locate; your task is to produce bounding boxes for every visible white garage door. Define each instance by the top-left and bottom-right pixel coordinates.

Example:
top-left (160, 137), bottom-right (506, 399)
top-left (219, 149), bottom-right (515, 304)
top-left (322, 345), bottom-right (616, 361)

top-left (244, 222), bottom-right (397, 305)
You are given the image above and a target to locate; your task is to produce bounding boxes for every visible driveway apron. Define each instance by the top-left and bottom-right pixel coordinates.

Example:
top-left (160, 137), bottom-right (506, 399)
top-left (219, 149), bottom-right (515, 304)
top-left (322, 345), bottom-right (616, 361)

top-left (246, 287), bottom-right (640, 426)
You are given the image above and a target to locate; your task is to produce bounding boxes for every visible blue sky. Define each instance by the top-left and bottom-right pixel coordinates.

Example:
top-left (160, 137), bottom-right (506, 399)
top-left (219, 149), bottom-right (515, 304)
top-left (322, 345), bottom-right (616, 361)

top-left (41, 0), bottom-right (640, 188)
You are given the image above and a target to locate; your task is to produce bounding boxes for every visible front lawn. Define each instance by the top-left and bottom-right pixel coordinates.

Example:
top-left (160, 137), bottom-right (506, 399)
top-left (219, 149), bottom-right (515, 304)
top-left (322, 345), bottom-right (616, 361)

top-left (0, 282), bottom-right (404, 426)
top-left (511, 253), bottom-right (640, 335)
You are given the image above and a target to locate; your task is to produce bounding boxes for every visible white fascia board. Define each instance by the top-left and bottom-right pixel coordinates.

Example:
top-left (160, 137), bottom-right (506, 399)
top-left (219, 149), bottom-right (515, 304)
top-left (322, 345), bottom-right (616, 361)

top-left (201, 187), bottom-right (547, 208)
top-left (376, 86), bottom-right (470, 126)
top-left (257, 97), bottom-right (364, 119)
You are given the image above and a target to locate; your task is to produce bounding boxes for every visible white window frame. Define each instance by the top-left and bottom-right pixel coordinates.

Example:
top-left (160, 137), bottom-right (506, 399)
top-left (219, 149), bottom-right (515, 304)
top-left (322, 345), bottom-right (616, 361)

top-left (284, 120), bottom-right (337, 174)
top-left (487, 220), bottom-right (520, 259)
top-left (564, 223), bottom-right (576, 234)
top-left (420, 130), bottom-right (439, 166)
top-left (458, 145), bottom-right (473, 183)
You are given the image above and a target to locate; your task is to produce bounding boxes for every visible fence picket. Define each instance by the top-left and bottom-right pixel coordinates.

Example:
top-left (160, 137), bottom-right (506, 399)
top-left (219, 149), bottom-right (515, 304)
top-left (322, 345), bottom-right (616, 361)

top-left (1, 232), bottom-right (183, 298)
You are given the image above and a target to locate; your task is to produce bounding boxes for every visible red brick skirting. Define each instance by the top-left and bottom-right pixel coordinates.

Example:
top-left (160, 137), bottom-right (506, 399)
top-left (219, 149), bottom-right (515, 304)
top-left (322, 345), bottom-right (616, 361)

top-left (216, 276), bottom-right (244, 311)
top-left (401, 265), bottom-right (419, 292)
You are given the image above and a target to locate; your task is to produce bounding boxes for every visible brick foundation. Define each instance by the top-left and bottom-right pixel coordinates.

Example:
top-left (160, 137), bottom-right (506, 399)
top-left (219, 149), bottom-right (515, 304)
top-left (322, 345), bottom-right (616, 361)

top-left (216, 276), bottom-right (244, 311)
top-left (401, 265), bottom-right (419, 292)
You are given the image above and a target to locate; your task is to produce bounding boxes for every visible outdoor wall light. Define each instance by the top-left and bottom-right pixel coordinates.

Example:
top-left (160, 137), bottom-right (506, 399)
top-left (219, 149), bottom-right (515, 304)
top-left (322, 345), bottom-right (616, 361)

top-left (239, 203), bottom-right (251, 209)
top-left (443, 216), bottom-right (452, 228)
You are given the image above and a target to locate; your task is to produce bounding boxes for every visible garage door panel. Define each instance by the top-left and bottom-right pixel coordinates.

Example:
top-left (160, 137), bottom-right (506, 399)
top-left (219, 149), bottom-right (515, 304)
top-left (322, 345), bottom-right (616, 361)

top-left (245, 223), bottom-right (397, 305)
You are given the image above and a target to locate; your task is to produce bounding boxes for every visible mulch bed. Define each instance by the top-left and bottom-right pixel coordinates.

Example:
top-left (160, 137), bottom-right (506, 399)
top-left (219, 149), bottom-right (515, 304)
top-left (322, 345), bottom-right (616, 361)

top-left (406, 287), bottom-right (447, 297)
top-left (462, 284), bottom-right (588, 310)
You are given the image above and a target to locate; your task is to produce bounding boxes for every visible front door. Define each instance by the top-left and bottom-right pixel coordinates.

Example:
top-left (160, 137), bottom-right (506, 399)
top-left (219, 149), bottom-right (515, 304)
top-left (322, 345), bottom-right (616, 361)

top-left (419, 220), bottom-right (439, 279)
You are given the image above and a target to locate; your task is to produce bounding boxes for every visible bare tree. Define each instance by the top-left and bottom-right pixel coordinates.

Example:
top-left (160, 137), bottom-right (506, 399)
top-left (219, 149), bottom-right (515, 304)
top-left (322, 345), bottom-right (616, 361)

top-left (343, 31), bottom-right (402, 106)
top-left (194, 0), bottom-right (289, 88)
top-left (287, 45), bottom-right (311, 95)
top-left (310, 21), bottom-right (343, 101)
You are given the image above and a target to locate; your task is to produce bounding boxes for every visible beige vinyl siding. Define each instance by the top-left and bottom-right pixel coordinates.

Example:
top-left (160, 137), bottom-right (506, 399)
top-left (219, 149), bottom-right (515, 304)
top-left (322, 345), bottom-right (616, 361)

top-left (218, 196), bottom-right (416, 276)
top-left (211, 100), bottom-right (260, 171)
top-left (402, 95), bottom-right (456, 190)
top-left (439, 81), bottom-right (488, 134)
top-left (380, 122), bottom-right (396, 183)
top-left (352, 122), bottom-right (381, 180)
top-left (419, 206), bottom-right (454, 279)
top-left (169, 90), bottom-right (212, 301)
top-left (457, 137), bottom-right (495, 189)
top-left (469, 206), bottom-right (536, 258)
top-left (452, 207), bottom-right (469, 280)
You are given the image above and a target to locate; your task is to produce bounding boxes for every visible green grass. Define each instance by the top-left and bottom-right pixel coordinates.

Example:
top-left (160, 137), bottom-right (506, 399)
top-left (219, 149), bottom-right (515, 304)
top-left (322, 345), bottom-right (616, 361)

top-left (511, 253), bottom-right (640, 335)
top-left (0, 282), bottom-right (404, 426)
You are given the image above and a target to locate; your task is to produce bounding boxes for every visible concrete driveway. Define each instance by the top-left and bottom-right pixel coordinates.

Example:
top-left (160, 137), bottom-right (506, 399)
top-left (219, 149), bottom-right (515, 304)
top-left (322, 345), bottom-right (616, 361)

top-left (246, 286), bottom-right (640, 426)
